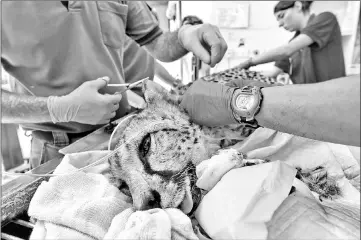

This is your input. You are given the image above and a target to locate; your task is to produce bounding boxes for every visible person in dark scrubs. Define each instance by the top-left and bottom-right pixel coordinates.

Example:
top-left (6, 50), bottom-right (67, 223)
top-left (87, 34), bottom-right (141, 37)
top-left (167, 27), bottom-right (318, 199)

top-left (123, 3), bottom-right (181, 91)
top-left (1, 1), bottom-right (227, 168)
top-left (237, 1), bottom-right (346, 84)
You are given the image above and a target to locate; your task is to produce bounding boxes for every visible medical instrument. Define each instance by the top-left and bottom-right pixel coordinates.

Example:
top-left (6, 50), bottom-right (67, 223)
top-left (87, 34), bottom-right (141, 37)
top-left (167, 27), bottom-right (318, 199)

top-left (107, 77), bottom-right (149, 94)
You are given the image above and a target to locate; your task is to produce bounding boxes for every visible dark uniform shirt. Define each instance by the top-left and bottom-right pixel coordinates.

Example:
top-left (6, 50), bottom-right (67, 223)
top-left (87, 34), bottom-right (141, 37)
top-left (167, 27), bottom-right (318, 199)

top-left (275, 12), bottom-right (346, 84)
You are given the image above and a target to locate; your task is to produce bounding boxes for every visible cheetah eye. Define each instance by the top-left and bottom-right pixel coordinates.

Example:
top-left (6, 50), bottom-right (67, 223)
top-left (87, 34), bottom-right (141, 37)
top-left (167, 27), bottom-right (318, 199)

top-left (139, 134), bottom-right (151, 159)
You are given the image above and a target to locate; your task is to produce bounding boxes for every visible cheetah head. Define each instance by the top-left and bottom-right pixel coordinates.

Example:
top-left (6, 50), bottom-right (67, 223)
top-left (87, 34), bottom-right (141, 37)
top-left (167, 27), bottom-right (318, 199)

top-left (108, 80), bottom-right (219, 214)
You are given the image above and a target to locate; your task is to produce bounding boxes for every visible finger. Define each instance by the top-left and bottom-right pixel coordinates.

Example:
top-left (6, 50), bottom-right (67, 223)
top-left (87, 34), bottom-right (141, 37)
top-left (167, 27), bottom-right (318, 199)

top-left (88, 76), bottom-right (110, 90)
top-left (190, 38), bottom-right (212, 66)
top-left (111, 103), bottom-right (119, 112)
top-left (224, 80), bottom-right (241, 88)
top-left (236, 62), bottom-right (249, 70)
top-left (107, 112), bottom-right (116, 119)
top-left (202, 29), bottom-right (222, 67)
top-left (213, 26), bottom-right (228, 62)
top-left (104, 93), bottom-right (123, 104)
top-left (203, 25), bottom-right (227, 67)
top-left (97, 118), bottom-right (112, 125)
top-left (183, 25), bottom-right (211, 65)
top-left (104, 111), bottom-right (117, 122)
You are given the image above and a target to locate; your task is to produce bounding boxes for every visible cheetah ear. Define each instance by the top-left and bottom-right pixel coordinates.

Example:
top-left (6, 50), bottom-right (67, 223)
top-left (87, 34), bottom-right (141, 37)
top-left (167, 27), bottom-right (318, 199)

top-left (142, 79), bottom-right (172, 104)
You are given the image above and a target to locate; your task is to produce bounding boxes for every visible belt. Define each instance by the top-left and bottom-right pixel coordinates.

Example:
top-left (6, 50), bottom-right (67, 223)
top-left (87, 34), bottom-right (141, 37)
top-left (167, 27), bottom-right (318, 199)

top-left (31, 130), bottom-right (95, 148)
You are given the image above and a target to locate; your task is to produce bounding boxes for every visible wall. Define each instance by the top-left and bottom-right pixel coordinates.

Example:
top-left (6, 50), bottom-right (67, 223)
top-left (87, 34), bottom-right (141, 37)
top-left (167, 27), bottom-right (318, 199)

top-left (147, 1), bottom-right (170, 31)
top-left (181, 1), bottom-right (293, 74)
top-left (180, 1), bottom-right (360, 75)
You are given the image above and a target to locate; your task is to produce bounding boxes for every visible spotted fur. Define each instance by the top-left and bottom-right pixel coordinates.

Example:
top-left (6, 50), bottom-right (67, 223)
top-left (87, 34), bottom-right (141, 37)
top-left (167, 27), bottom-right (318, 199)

top-left (107, 75), bottom-right (268, 212)
top-left (108, 82), bottom-right (211, 211)
top-left (170, 67), bottom-right (278, 96)
top-left (171, 67), bottom-right (342, 201)
top-left (108, 67), bottom-right (340, 213)
top-left (170, 67), bottom-right (279, 148)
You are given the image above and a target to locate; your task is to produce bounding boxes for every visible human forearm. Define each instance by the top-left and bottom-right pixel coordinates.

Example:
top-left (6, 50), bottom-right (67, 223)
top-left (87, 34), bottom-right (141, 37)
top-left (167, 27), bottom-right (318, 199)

top-left (250, 46), bottom-right (289, 67)
top-left (1, 90), bottom-right (52, 123)
top-left (144, 30), bottom-right (188, 62)
top-left (145, 23), bottom-right (227, 67)
top-left (247, 34), bottom-right (314, 68)
top-left (260, 66), bottom-right (284, 78)
top-left (256, 75), bottom-right (360, 146)
top-left (2, 77), bottom-right (124, 125)
top-left (180, 74), bottom-right (359, 146)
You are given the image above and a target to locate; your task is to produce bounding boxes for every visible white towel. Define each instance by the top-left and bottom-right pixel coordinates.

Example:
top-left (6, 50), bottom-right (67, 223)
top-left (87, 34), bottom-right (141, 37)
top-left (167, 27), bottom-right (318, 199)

top-left (195, 160), bottom-right (296, 240)
top-left (232, 128), bottom-right (360, 204)
top-left (105, 208), bottom-right (198, 240)
top-left (193, 128), bottom-right (360, 239)
top-left (28, 168), bottom-right (132, 239)
top-left (28, 150), bottom-right (198, 240)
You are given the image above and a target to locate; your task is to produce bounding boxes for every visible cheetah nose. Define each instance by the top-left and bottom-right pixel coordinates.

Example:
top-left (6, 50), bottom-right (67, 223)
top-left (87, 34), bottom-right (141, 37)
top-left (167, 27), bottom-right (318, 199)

top-left (141, 190), bottom-right (162, 210)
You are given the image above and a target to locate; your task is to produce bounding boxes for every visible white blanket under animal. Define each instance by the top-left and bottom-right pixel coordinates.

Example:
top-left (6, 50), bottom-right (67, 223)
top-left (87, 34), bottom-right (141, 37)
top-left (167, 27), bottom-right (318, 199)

top-left (28, 152), bottom-right (198, 240)
top-left (236, 128), bottom-right (360, 239)
top-left (28, 128), bottom-right (360, 239)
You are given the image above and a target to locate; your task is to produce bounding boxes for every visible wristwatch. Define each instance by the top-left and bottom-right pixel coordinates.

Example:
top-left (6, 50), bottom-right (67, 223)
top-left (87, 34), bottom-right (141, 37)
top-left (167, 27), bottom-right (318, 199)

top-left (231, 86), bottom-right (263, 125)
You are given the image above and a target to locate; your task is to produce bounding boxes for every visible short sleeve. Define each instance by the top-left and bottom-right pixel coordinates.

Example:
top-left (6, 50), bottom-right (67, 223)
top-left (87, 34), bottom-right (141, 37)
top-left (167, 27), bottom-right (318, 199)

top-left (125, 1), bottom-right (163, 46)
top-left (301, 12), bottom-right (338, 49)
top-left (275, 58), bottom-right (290, 74)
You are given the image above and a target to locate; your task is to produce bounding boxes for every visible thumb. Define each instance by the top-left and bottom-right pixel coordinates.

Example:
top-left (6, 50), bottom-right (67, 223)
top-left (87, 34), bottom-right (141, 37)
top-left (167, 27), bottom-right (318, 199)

top-left (225, 79), bottom-right (244, 88)
top-left (191, 41), bottom-right (211, 66)
top-left (87, 76), bottom-right (110, 90)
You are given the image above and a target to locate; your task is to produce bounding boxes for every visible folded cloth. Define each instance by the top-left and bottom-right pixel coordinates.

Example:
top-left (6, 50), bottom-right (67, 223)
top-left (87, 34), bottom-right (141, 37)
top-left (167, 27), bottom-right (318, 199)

top-left (28, 127), bottom-right (360, 239)
top-left (231, 128), bottom-right (360, 239)
top-left (194, 128), bottom-right (360, 239)
top-left (105, 208), bottom-right (198, 240)
top-left (30, 220), bottom-right (97, 240)
top-left (28, 150), bottom-right (198, 240)
top-left (267, 191), bottom-right (360, 240)
top-left (232, 128), bottom-right (360, 204)
top-left (28, 162), bottom-right (132, 239)
top-left (195, 160), bottom-right (297, 240)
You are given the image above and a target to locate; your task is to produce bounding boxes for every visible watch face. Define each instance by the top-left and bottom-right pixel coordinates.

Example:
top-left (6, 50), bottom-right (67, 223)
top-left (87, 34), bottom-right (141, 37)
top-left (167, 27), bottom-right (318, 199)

top-left (236, 95), bottom-right (255, 110)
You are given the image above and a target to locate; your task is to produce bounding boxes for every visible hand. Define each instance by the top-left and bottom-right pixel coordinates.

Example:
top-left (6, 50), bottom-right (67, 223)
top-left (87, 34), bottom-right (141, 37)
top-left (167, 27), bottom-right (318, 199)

top-left (236, 58), bottom-right (253, 70)
top-left (179, 80), bottom-right (237, 127)
top-left (178, 24), bottom-right (228, 67)
top-left (172, 78), bottom-right (184, 88)
top-left (47, 76), bottom-right (123, 125)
